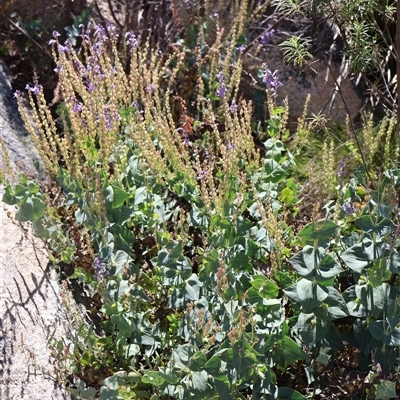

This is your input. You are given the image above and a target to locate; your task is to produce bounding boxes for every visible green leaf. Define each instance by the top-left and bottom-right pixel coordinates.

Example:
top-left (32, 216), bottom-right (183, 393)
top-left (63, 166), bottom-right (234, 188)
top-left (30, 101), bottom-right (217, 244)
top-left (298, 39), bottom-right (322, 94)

top-left (296, 313), bottom-right (329, 346)
top-left (375, 380), bottom-right (397, 399)
top-left (224, 299), bottom-right (239, 318)
top-left (100, 376), bottom-right (119, 399)
top-left (229, 252), bottom-right (250, 271)
top-left (71, 378), bottom-right (97, 399)
top-left (190, 370), bottom-right (208, 392)
top-left (214, 380), bottom-right (232, 398)
top-left (162, 258), bottom-right (192, 286)
top-left (32, 219), bottom-right (46, 238)
top-left (284, 283), bottom-right (301, 303)
top-left (341, 239), bottom-right (375, 273)
top-left (280, 187), bottom-right (294, 205)
top-left (188, 351), bottom-right (207, 371)
top-left (112, 250), bottom-right (134, 275)
top-left (356, 283), bottom-right (389, 318)
top-left (267, 335), bottom-right (305, 369)
top-left (355, 215), bottom-right (396, 235)
top-left (109, 206), bottom-right (134, 224)
top-left (313, 287), bottom-right (349, 321)
top-left (298, 220), bottom-right (338, 243)
top-left (104, 185), bottom-right (131, 209)
top-left (171, 344), bottom-right (195, 369)
top-left (15, 196), bottom-right (46, 222)
top-left (316, 347), bottom-right (331, 366)
top-left (296, 279), bottom-right (329, 312)
top-left (204, 356), bottom-right (226, 381)
top-left (125, 344), bottom-right (140, 358)
top-left (141, 371), bottom-right (165, 386)
top-left (185, 274), bottom-right (201, 301)
top-left (289, 246), bottom-right (343, 281)
top-left (110, 314), bottom-right (132, 335)
top-left (134, 187), bottom-right (148, 205)
top-left (369, 320), bottom-right (400, 346)
top-left (251, 275), bottom-right (279, 299)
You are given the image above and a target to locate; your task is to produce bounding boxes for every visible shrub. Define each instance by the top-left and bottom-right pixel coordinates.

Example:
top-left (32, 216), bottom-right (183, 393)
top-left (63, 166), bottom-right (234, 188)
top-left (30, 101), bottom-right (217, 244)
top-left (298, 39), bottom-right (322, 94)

top-left (2, 5), bottom-right (400, 400)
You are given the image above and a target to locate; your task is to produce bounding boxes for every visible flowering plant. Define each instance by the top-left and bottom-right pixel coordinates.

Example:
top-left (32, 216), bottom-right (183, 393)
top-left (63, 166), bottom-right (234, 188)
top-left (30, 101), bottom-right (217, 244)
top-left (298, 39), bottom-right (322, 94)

top-left (2, 5), bottom-right (400, 399)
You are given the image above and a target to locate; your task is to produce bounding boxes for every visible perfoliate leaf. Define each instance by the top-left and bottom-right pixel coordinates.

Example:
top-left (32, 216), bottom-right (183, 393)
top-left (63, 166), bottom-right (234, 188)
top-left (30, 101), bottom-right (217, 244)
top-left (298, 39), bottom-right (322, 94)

top-left (369, 320), bottom-right (400, 346)
top-left (340, 239), bottom-right (375, 273)
top-left (112, 250), bottom-right (134, 275)
top-left (296, 313), bottom-right (329, 346)
top-left (298, 220), bottom-right (338, 243)
top-left (104, 185), bottom-right (131, 209)
top-left (355, 215), bottom-right (396, 235)
top-left (289, 246), bottom-right (343, 281)
top-left (313, 287), bottom-right (349, 321)
top-left (296, 279), bottom-right (329, 312)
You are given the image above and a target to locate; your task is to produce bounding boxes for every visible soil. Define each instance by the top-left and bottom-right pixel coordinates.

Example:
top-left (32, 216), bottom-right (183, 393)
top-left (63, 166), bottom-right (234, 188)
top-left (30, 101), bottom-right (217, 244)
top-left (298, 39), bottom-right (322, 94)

top-left (0, 58), bottom-right (74, 399)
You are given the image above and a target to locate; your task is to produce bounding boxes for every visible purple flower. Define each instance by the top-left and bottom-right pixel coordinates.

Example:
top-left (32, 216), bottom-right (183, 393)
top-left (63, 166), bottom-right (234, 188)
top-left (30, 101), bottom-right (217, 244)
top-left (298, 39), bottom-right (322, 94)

top-left (225, 142), bottom-right (233, 150)
top-left (107, 23), bottom-right (118, 40)
top-left (52, 30), bottom-right (61, 38)
top-left (146, 84), bottom-right (154, 92)
top-left (262, 66), bottom-right (282, 97)
top-left (75, 62), bottom-right (86, 77)
top-left (86, 80), bottom-right (95, 92)
top-left (80, 24), bottom-right (90, 43)
top-left (236, 45), bottom-right (246, 53)
top-left (197, 170), bottom-right (207, 181)
top-left (93, 64), bottom-right (105, 79)
top-left (126, 31), bottom-right (138, 48)
top-left (177, 128), bottom-right (190, 145)
top-left (25, 84), bottom-right (40, 95)
top-left (216, 86), bottom-right (227, 97)
top-left (337, 159), bottom-right (346, 177)
top-left (13, 90), bottom-right (21, 98)
top-left (95, 25), bottom-right (107, 43)
top-left (260, 27), bottom-right (275, 45)
top-left (114, 110), bottom-right (121, 121)
top-left (216, 71), bottom-right (227, 97)
top-left (92, 42), bottom-right (102, 56)
top-left (93, 257), bottom-right (110, 281)
top-left (57, 43), bottom-right (71, 54)
top-left (104, 110), bottom-right (112, 129)
top-left (48, 39), bottom-right (56, 45)
top-left (72, 102), bottom-right (83, 113)
top-left (230, 99), bottom-right (238, 114)
top-left (341, 202), bottom-right (356, 215)
top-left (54, 64), bottom-right (63, 74)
